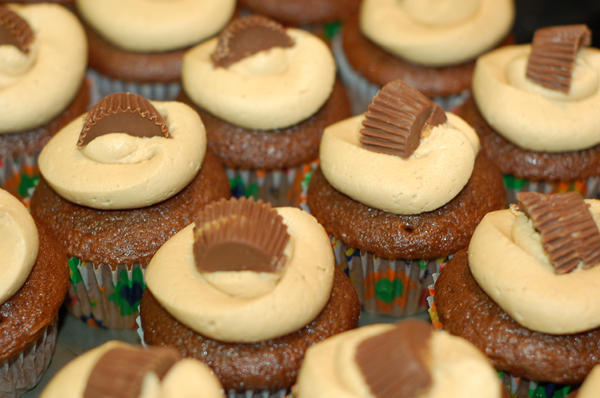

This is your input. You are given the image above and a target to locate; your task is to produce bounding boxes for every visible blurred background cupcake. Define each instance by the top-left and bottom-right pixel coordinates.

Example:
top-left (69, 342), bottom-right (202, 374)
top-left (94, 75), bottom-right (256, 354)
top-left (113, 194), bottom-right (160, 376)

top-left (0, 3), bottom-right (89, 203)
top-left (30, 92), bottom-right (230, 329)
top-left (75, 0), bottom-right (235, 101)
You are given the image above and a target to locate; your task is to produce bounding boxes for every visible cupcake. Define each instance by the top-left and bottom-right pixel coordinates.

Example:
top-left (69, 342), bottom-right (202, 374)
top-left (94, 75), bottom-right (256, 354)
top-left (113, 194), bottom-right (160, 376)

top-left (30, 92), bottom-right (231, 329)
top-left (179, 15), bottom-right (351, 205)
top-left (0, 3), bottom-right (89, 203)
top-left (41, 341), bottom-right (225, 398)
top-left (75, 0), bottom-right (235, 101)
top-left (0, 188), bottom-right (69, 395)
top-left (295, 319), bottom-right (509, 398)
top-left (434, 192), bottom-right (600, 397)
top-left (337, 0), bottom-right (514, 113)
top-left (139, 197), bottom-right (361, 394)
top-left (456, 25), bottom-right (600, 203)
top-left (306, 79), bottom-right (506, 316)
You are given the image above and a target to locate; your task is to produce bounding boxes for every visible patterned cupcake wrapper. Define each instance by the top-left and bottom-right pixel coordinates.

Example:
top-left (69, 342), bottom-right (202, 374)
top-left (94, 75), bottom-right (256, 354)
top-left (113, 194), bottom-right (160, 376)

top-left (427, 273), bottom-right (574, 398)
top-left (332, 34), bottom-right (469, 115)
top-left (0, 317), bottom-right (58, 397)
top-left (0, 151), bottom-right (41, 206)
top-left (503, 175), bottom-right (600, 204)
top-left (87, 70), bottom-right (181, 103)
top-left (67, 257), bottom-right (146, 329)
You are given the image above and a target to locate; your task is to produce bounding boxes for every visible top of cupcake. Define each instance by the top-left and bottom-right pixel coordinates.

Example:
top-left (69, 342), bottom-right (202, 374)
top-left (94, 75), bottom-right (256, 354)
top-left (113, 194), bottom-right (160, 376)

top-left (319, 79), bottom-right (480, 215)
top-left (75, 0), bottom-right (235, 52)
top-left (0, 3), bottom-right (87, 133)
top-left (473, 24), bottom-right (600, 152)
top-left (360, 0), bottom-right (514, 66)
top-left (182, 15), bottom-right (336, 130)
top-left (38, 92), bottom-right (207, 210)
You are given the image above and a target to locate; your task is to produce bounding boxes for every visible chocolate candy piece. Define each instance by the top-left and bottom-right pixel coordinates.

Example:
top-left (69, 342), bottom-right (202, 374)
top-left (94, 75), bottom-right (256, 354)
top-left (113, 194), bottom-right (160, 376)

top-left (517, 192), bottom-right (600, 274)
top-left (211, 15), bottom-right (294, 68)
top-left (193, 197), bottom-right (290, 273)
top-left (360, 79), bottom-right (447, 159)
top-left (0, 6), bottom-right (34, 54)
top-left (78, 92), bottom-right (170, 148)
top-left (83, 346), bottom-right (181, 398)
top-left (526, 25), bottom-right (592, 93)
top-left (355, 319), bottom-right (432, 398)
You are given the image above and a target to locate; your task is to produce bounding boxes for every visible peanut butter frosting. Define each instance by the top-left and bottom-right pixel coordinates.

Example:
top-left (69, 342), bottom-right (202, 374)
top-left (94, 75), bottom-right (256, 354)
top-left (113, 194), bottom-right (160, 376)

top-left (360, 0), bottom-right (513, 66)
top-left (319, 112), bottom-right (480, 215)
top-left (145, 207), bottom-right (334, 343)
top-left (0, 3), bottom-right (86, 133)
top-left (38, 100), bottom-right (206, 210)
top-left (0, 188), bottom-right (38, 306)
top-left (473, 45), bottom-right (600, 152)
top-left (75, 0), bottom-right (234, 53)
top-left (295, 324), bottom-right (502, 398)
top-left (41, 341), bottom-right (225, 398)
top-left (469, 200), bottom-right (600, 335)
top-left (578, 365), bottom-right (600, 398)
top-left (182, 28), bottom-right (336, 130)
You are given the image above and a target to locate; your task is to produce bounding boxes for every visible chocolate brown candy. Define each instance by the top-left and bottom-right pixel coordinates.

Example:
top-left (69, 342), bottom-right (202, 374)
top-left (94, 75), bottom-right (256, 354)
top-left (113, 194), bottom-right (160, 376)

top-left (0, 6), bottom-right (34, 53)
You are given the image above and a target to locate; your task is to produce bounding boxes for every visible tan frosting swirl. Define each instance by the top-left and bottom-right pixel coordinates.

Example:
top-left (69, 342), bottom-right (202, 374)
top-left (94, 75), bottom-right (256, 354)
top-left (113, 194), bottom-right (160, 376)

top-left (473, 45), bottom-right (600, 152)
top-left (578, 365), bottom-right (600, 398)
top-left (38, 101), bottom-right (206, 210)
top-left (360, 0), bottom-right (514, 66)
top-left (145, 207), bottom-right (334, 343)
top-left (40, 341), bottom-right (225, 398)
top-left (296, 324), bottom-right (502, 398)
top-left (0, 4), bottom-right (87, 133)
top-left (469, 200), bottom-right (600, 335)
top-left (182, 28), bottom-right (336, 130)
top-left (76, 0), bottom-right (234, 52)
top-left (319, 113), bottom-right (479, 215)
top-left (0, 188), bottom-right (38, 306)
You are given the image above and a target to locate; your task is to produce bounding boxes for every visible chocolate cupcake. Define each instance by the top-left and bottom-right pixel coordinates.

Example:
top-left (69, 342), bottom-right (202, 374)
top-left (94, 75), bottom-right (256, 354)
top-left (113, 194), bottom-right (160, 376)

top-left (41, 341), bottom-right (225, 398)
top-left (457, 25), bottom-right (600, 203)
top-left (139, 197), bottom-right (360, 394)
top-left (433, 192), bottom-right (600, 397)
top-left (75, 0), bottom-right (235, 101)
top-left (0, 188), bottom-right (69, 395)
top-left (30, 92), bottom-right (231, 329)
top-left (179, 15), bottom-right (351, 205)
top-left (337, 0), bottom-right (514, 113)
top-left (0, 3), bottom-right (89, 203)
top-left (306, 79), bottom-right (506, 316)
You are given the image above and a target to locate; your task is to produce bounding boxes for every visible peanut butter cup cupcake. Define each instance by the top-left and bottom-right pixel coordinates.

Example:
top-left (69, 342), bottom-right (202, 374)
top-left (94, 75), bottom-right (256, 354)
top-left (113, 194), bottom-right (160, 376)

top-left (30, 92), bottom-right (231, 329)
top-left (306, 79), bottom-right (505, 316)
top-left (0, 188), bottom-right (69, 396)
top-left (433, 192), bottom-right (600, 397)
top-left (41, 341), bottom-right (225, 398)
top-left (337, 0), bottom-right (514, 113)
top-left (0, 3), bottom-right (89, 203)
top-left (139, 197), bottom-right (360, 394)
top-left (457, 25), bottom-right (600, 203)
top-left (179, 15), bottom-right (351, 205)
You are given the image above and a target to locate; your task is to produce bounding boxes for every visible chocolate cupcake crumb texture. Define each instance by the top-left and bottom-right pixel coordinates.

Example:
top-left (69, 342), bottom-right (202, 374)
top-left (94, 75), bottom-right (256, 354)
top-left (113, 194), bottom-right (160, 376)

top-left (78, 92), bottom-right (170, 148)
top-left (0, 5), bottom-right (33, 54)
top-left (526, 25), bottom-right (592, 93)
top-left (360, 80), bottom-right (447, 159)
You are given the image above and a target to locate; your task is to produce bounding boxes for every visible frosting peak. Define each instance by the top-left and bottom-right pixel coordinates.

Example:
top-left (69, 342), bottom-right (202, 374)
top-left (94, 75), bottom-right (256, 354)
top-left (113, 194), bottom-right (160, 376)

top-left (401, 0), bottom-right (480, 27)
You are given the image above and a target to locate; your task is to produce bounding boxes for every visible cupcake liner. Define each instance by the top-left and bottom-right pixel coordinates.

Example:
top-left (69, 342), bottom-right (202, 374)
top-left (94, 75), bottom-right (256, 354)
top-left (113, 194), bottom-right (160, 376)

top-left (0, 317), bottom-right (58, 397)
top-left (67, 257), bottom-right (145, 329)
top-left (227, 161), bottom-right (318, 207)
top-left (332, 34), bottom-right (469, 115)
top-left (87, 70), bottom-right (181, 103)
top-left (503, 175), bottom-right (600, 204)
top-left (0, 151), bottom-right (40, 206)
top-left (332, 236), bottom-right (445, 317)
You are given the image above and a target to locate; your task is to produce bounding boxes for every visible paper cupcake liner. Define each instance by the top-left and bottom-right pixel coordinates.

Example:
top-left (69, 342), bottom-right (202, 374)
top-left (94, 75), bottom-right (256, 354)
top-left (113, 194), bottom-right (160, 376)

top-left (227, 161), bottom-right (318, 207)
top-left (0, 317), bottom-right (58, 397)
top-left (87, 70), bottom-right (181, 103)
top-left (332, 34), bottom-right (469, 115)
top-left (0, 151), bottom-right (40, 206)
top-left (67, 257), bottom-right (145, 329)
top-left (503, 175), bottom-right (600, 204)
top-left (427, 273), bottom-right (574, 398)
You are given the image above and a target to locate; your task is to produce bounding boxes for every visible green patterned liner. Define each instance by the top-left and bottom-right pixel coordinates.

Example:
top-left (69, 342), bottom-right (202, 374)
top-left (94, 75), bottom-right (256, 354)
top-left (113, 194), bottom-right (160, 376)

top-left (503, 175), bottom-right (600, 204)
top-left (67, 257), bottom-right (145, 329)
top-left (0, 151), bottom-right (41, 206)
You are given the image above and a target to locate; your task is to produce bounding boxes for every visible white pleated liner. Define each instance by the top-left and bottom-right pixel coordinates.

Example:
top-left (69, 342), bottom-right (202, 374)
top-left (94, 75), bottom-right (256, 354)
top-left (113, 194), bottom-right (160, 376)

top-left (504, 176), bottom-right (600, 204)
